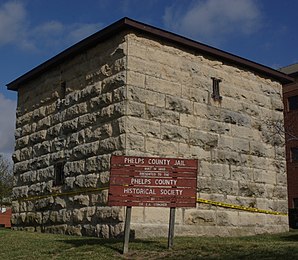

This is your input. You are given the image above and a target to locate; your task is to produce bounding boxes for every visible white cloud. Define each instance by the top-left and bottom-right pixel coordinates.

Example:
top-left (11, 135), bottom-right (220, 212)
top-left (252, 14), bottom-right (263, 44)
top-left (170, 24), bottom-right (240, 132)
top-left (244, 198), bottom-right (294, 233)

top-left (164, 0), bottom-right (261, 44)
top-left (0, 94), bottom-right (16, 161)
top-left (34, 21), bottom-right (64, 36)
top-left (31, 22), bottom-right (102, 52)
top-left (33, 20), bottom-right (102, 45)
top-left (0, 1), bottom-right (28, 46)
top-left (0, 1), bottom-right (102, 51)
top-left (67, 23), bottom-right (102, 43)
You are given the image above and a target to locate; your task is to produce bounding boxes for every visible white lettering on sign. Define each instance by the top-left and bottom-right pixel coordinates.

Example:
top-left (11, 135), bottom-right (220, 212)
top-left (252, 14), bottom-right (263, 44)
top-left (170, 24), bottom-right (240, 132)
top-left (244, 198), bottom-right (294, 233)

top-left (160, 189), bottom-right (183, 196)
top-left (124, 157), bottom-right (145, 164)
top-left (174, 160), bottom-right (185, 166)
top-left (154, 203), bottom-right (167, 207)
top-left (148, 158), bottom-right (171, 165)
top-left (109, 156), bottom-right (198, 208)
top-left (123, 187), bottom-right (156, 195)
top-left (154, 179), bottom-right (177, 186)
top-left (130, 178), bottom-right (151, 185)
top-left (139, 171), bottom-right (157, 177)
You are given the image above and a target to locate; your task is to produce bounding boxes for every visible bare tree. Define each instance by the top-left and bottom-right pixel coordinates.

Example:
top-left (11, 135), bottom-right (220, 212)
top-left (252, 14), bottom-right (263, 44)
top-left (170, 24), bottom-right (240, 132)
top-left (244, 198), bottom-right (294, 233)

top-left (258, 84), bottom-right (298, 144)
top-left (260, 117), bottom-right (298, 148)
top-left (0, 154), bottom-right (13, 207)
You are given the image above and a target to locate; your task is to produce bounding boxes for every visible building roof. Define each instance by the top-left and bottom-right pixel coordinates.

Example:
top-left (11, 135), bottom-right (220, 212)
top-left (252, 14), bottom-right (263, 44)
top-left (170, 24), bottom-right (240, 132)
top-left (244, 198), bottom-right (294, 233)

top-left (280, 63), bottom-right (298, 77)
top-left (7, 17), bottom-right (293, 91)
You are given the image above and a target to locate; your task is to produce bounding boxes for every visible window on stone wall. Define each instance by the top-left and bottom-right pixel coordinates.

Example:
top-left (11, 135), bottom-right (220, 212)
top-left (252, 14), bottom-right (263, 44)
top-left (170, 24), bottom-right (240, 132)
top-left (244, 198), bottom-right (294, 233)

top-left (291, 147), bottom-right (298, 162)
top-left (288, 95), bottom-right (298, 111)
top-left (211, 77), bottom-right (222, 101)
top-left (54, 162), bottom-right (65, 186)
top-left (293, 198), bottom-right (298, 208)
top-left (60, 81), bottom-right (66, 99)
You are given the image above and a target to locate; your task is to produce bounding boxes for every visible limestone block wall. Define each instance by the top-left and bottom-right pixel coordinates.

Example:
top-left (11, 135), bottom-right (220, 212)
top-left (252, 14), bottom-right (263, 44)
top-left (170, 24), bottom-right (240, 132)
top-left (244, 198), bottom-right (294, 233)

top-left (11, 30), bottom-right (288, 238)
top-left (11, 33), bottom-right (128, 237)
top-left (124, 33), bottom-right (288, 237)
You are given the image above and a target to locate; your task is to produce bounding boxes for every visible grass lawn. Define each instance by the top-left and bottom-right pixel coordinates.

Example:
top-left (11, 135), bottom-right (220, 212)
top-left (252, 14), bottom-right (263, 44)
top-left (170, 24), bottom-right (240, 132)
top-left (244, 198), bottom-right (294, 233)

top-left (1, 228), bottom-right (298, 259)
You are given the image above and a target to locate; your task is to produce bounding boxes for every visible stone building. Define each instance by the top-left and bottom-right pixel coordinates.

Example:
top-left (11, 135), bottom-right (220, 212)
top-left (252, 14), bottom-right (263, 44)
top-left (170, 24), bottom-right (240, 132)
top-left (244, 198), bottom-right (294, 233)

top-left (7, 18), bottom-right (293, 238)
top-left (280, 64), bottom-right (298, 228)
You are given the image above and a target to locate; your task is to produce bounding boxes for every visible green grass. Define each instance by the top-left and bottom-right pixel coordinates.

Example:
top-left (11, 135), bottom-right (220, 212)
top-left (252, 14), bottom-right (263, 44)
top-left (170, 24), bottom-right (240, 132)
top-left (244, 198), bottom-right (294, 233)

top-left (1, 228), bottom-right (298, 259)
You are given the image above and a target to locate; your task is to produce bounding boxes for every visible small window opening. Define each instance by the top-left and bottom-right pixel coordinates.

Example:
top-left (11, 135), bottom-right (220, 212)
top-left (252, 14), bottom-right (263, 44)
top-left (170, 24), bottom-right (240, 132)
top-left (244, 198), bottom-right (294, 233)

top-left (288, 95), bottom-right (298, 111)
top-left (291, 147), bottom-right (298, 162)
top-left (60, 81), bottom-right (66, 99)
top-left (54, 162), bottom-right (65, 186)
top-left (211, 77), bottom-right (222, 101)
top-left (293, 198), bottom-right (298, 208)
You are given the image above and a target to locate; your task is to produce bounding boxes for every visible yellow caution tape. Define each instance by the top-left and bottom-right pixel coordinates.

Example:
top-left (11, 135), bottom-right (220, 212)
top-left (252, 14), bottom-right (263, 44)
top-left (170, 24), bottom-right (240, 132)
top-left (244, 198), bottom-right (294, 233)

top-left (197, 198), bottom-right (287, 216)
top-left (16, 187), bottom-right (288, 216)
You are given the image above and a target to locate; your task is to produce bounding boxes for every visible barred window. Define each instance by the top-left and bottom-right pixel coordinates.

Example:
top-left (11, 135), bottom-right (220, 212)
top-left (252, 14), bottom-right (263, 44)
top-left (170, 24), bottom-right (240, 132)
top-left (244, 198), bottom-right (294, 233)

top-left (54, 162), bottom-right (65, 186)
top-left (288, 95), bottom-right (298, 111)
top-left (211, 77), bottom-right (222, 101)
top-left (294, 198), bottom-right (298, 208)
top-left (291, 147), bottom-right (298, 162)
top-left (60, 81), bottom-right (66, 99)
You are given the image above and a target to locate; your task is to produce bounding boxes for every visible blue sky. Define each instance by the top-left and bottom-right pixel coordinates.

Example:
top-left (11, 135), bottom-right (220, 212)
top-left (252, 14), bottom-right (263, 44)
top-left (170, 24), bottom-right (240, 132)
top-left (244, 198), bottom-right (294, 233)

top-left (0, 0), bottom-right (298, 161)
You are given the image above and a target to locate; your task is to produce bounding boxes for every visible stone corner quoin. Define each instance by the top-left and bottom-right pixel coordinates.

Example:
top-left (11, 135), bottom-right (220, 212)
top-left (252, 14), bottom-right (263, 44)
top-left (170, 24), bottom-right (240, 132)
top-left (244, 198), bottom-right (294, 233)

top-left (10, 21), bottom-right (288, 238)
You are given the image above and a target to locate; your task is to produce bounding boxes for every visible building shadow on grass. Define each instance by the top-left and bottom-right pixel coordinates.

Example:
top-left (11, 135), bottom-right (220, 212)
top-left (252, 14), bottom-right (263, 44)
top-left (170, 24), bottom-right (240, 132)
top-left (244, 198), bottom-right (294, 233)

top-left (58, 237), bottom-right (166, 254)
top-left (279, 231), bottom-right (298, 242)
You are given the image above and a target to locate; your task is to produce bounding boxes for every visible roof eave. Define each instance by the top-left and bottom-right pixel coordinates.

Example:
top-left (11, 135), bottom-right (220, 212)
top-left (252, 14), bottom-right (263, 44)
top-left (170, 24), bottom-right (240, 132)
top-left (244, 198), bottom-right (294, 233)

top-left (6, 17), bottom-right (294, 91)
top-left (6, 17), bottom-right (129, 91)
top-left (123, 18), bottom-right (293, 84)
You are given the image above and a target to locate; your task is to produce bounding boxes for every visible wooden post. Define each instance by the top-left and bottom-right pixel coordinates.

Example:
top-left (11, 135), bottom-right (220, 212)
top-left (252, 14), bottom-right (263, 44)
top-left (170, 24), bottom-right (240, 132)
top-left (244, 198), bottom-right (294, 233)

top-left (123, 206), bottom-right (132, 254)
top-left (168, 207), bottom-right (176, 249)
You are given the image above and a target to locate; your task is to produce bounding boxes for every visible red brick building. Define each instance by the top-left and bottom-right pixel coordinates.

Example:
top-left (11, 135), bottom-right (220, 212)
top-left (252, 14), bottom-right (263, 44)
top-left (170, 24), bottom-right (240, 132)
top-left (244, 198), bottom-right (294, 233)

top-left (0, 207), bottom-right (12, 228)
top-left (281, 64), bottom-right (298, 228)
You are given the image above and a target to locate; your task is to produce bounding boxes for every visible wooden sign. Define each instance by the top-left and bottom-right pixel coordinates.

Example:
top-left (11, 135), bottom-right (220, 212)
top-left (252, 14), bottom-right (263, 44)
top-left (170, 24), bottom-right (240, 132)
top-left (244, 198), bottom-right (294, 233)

top-left (108, 156), bottom-right (198, 208)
